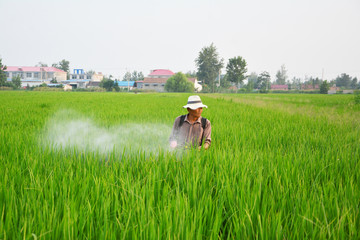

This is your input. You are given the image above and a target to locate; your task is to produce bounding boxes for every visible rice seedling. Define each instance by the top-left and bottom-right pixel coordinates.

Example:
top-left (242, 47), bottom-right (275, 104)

top-left (0, 91), bottom-right (359, 239)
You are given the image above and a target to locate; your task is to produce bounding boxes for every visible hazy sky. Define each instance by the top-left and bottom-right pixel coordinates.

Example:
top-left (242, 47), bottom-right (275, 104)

top-left (1, 0), bottom-right (359, 81)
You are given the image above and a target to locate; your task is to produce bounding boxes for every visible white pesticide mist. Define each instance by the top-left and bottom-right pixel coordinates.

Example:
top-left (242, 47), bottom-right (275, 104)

top-left (40, 110), bottom-right (173, 156)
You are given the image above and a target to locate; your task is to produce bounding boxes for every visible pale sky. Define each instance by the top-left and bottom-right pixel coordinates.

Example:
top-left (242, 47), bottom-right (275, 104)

top-left (1, 0), bottom-right (359, 81)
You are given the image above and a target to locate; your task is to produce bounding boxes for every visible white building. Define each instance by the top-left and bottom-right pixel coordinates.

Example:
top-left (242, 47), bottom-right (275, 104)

top-left (142, 69), bottom-right (202, 92)
top-left (64, 69), bottom-right (104, 89)
top-left (5, 66), bottom-right (67, 87)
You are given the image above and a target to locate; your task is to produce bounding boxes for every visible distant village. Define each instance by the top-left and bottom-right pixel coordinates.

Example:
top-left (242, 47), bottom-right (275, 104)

top-left (4, 67), bottom-right (204, 92)
top-left (3, 65), bottom-right (358, 94)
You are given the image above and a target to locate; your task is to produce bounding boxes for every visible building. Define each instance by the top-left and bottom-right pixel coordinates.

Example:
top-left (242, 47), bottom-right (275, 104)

top-left (134, 81), bottom-right (144, 89)
top-left (61, 80), bottom-right (89, 89)
top-left (87, 81), bottom-right (101, 88)
top-left (142, 69), bottom-right (174, 92)
top-left (301, 84), bottom-right (320, 90)
top-left (148, 69), bottom-right (174, 78)
top-left (69, 69), bottom-right (103, 82)
top-left (343, 90), bottom-right (354, 94)
top-left (271, 85), bottom-right (288, 91)
top-left (116, 81), bottom-right (135, 90)
top-left (63, 84), bottom-right (72, 91)
top-left (5, 66), bottom-right (67, 87)
top-left (188, 78), bottom-right (202, 92)
top-left (328, 85), bottom-right (340, 94)
top-left (143, 77), bottom-right (167, 92)
top-left (65, 69), bottom-right (104, 89)
top-left (142, 69), bottom-right (202, 92)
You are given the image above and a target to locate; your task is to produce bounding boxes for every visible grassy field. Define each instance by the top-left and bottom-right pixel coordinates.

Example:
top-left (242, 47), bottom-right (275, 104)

top-left (0, 91), bottom-right (359, 239)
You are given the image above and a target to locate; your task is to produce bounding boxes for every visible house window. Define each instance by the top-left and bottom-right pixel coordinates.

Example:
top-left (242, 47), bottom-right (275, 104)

top-left (144, 84), bottom-right (150, 86)
top-left (72, 75), bottom-right (77, 79)
top-left (161, 84), bottom-right (165, 86)
top-left (87, 75), bottom-right (91, 80)
top-left (26, 73), bottom-right (32, 78)
top-left (79, 75), bottom-right (84, 79)
top-left (153, 84), bottom-right (158, 87)
top-left (6, 72), bottom-right (9, 77)
top-left (34, 72), bottom-right (39, 78)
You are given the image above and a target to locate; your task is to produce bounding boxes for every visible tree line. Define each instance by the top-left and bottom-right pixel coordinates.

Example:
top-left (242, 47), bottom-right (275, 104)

top-left (1, 50), bottom-right (359, 93)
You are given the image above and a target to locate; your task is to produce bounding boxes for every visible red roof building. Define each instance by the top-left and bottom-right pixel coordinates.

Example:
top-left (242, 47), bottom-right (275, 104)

top-left (148, 69), bottom-right (174, 78)
top-left (271, 85), bottom-right (288, 91)
top-left (301, 84), bottom-right (320, 90)
top-left (5, 66), bottom-right (67, 86)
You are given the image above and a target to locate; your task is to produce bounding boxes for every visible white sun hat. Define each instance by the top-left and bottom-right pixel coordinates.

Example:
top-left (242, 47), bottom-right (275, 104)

top-left (183, 95), bottom-right (208, 110)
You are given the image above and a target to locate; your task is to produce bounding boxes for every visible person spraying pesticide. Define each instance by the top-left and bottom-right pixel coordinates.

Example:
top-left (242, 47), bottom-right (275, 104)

top-left (169, 95), bottom-right (211, 150)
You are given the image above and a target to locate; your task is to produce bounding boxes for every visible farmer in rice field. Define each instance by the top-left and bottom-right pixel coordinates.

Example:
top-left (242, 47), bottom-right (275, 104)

top-left (169, 95), bottom-right (211, 150)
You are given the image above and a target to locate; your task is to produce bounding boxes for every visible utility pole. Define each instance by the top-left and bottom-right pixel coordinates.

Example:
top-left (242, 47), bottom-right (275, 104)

top-left (218, 69), bottom-right (221, 87)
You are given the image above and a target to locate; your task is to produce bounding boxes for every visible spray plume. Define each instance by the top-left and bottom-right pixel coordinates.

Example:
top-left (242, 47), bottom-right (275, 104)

top-left (41, 110), bottom-right (174, 157)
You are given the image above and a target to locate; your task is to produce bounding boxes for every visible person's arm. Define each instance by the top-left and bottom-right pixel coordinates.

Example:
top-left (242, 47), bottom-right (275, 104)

top-left (169, 117), bottom-right (180, 149)
top-left (200, 120), bottom-right (211, 150)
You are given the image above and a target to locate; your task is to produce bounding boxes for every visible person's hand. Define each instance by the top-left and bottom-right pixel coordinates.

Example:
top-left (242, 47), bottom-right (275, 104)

top-left (203, 143), bottom-right (210, 150)
top-left (170, 141), bottom-right (177, 149)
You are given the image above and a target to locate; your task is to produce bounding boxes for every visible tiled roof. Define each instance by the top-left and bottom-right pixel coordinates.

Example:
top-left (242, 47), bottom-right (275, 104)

top-left (143, 77), bottom-right (168, 83)
top-left (271, 85), bottom-right (288, 89)
top-left (149, 69), bottom-right (174, 76)
top-left (5, 66), bottom-right (66, 72)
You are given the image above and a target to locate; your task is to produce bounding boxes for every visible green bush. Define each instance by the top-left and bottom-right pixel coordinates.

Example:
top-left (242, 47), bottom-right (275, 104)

top-left (355, 90), bottom-right (360, 104)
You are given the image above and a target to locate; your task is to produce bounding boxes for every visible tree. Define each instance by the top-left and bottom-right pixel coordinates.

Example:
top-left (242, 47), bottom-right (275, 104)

top-left (275, 64), bottom-right (288, 85)
top-left (36, 62), bottom-right (48, 67)
top-left (136, 71), bottom-right (144, 81)
top-left (335, 73), bottom-right (351, 88)
top-left (291, 77), bottom-right (301, 90)
top-left (226, 56), bottom-right (247, 88)
top-left (195, 43), bottom-right (224, 92)
top-left (185, 71), bottom-right (197, 78)
top-left (52, 59), bottom-right (70, 73)
top-left (131, 71), bottom-right (144, 81)
top-left (52, 59), bottom-right (70, 80)
top-left (246, 80), bottom-right (254, 93)
top-left (86, 70), bottom-right (95, 75)
top-left (219, 74), bottom-right (231, 89)
top-left (122, 71), bottom-right (131, 82)
top-left (11, 75), bottom-right (22, 89)
top-left (350, 77), bottom-right (358, 89)
top-left (320, 80), bottom-right (330, 94)
top-left (165, 72), bottom-right (194, 92)
top-left (0, 58), bottom-right (7, 87)
top-left (122, 71), bottom-right (144, 82)
top-left (100, 78), bottom-right (114, 91)
top-left (247, 72), bottom-right (258, 89)
top-left (257, 71), bottom-right (271, 93)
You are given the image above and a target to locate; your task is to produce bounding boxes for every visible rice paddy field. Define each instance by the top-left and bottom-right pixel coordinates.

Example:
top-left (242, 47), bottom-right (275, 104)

top-left (0, 91), bottom-right (359, 239)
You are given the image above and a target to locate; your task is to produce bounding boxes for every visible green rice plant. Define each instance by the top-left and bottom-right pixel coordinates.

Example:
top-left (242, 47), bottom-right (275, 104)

top-left (0, 92), bottom-right (359, 239)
